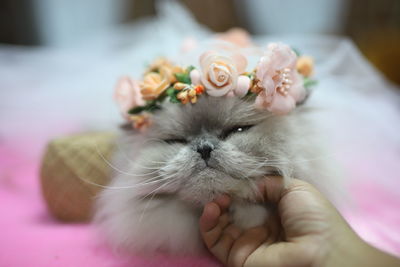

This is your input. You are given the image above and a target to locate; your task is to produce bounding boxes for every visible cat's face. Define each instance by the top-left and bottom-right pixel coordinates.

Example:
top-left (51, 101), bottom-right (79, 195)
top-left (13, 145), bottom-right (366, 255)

top-left (129, 96), bottom-right (301, 205)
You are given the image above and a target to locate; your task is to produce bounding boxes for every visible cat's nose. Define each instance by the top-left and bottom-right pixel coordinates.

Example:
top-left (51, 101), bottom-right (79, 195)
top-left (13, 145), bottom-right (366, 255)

top-left (197, 144), bottom-right (213, 161)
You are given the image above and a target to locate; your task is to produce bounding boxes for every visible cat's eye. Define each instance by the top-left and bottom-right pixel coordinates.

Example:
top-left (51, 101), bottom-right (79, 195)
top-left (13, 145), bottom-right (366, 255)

top-left (220, 125), bottom-right (254, 139)
top-left (163, 138), bottom-right (187, 144)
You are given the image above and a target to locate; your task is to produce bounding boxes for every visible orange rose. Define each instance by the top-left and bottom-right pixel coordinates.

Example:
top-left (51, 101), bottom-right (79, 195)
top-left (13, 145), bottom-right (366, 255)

top-left (146, 58), bottom-right (183, 84)
top-left (140, 67), bottom-right (172, 100)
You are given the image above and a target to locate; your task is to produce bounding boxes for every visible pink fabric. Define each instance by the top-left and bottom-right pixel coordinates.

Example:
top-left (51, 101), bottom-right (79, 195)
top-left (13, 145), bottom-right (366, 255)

top-left (342, 152), bottom-right (400, 256)
top-left (1, 130), bottom-right (399, 266)
top-left (1, 141), bottom-right (400, 267)
top-left (0, 142), bottom-right (220, 267)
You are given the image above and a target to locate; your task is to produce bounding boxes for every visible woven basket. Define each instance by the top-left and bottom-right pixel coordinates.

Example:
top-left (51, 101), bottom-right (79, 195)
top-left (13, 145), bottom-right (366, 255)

top-left (40, 132), bottom-right (116, 222)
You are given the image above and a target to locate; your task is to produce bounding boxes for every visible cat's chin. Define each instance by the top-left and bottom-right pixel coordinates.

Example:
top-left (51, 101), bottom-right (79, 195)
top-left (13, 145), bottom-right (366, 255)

top-left (177, 167), bottom-right (261, 205)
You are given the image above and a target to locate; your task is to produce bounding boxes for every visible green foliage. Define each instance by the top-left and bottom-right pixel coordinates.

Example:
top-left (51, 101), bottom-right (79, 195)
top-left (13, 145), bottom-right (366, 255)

top-left (303, 77), bottom-right (318, 88)
top-left (175, 73), bottom-right (191, 84)
top-left (292, 47), bottom-right (301, 57)
top-left (130, 66), bottom-right (198, 115)
top-left (166, 86), bottom-right (180, 103)
top-left (166, 87), bottom-right (176, 97)
top-left (175, 65), bottom-right (196, 84)
top-left (128, 106), bottom-right (146, 115)
top-left (128, 100), bottom-right (161, 115)
top-left (186, 65), bottom-right (195, 74)
top-left (169, 95), bottom-right (180, 103)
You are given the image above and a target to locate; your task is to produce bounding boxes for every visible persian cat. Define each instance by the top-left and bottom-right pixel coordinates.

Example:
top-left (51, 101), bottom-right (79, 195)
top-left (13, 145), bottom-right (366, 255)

top-left (95, 95), bottom-right (331, 255)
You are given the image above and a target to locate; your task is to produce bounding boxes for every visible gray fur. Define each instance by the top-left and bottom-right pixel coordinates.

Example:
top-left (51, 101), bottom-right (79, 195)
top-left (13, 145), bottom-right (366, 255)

top-left (95, 95), bottom-right (331, 255)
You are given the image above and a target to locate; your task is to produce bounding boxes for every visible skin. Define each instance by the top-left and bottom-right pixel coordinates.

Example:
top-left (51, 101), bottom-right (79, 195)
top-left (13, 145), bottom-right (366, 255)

top-left (199, 176), bottom-right (400, 267)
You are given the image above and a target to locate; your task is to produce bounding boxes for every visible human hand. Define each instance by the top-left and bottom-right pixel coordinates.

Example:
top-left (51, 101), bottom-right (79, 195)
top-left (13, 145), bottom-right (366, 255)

top-left (199, 176), bottom-right (400, 267)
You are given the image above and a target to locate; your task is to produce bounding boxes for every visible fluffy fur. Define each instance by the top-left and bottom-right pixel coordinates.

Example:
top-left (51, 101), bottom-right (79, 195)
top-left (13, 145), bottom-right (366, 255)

top-left (95, 96), bottom-right (331, 255)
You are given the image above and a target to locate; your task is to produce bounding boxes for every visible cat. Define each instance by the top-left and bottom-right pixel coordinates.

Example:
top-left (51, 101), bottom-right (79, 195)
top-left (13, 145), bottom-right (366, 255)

top-left (95, 95), bottom-right (332, 255)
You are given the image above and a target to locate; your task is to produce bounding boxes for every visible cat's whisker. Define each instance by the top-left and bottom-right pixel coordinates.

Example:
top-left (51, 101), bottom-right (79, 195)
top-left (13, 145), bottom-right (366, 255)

top-left (74, 172), bottom-right (165, 190)
top-left (138, 177), bottom-right (176, 202)
top-left (88, 139), bottom-right (170, 177)
top-left (84, 172), bottom-right (176, 190)
top-left (137, 178), bottom-right (178, 224)
top-left (238, 157), bottom-right (269, 165)
top-left (257, 153), bottom-right (338, 166)
top-left (131, 176), bottom-right (175, 189)
top-left (115, 137), bottom-right (181, 166)
top-left (94, 143), bottom-right (157, 177)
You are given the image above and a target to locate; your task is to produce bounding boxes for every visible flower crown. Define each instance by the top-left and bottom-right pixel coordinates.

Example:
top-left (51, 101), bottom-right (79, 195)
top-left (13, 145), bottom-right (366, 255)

top-left (114, 42), bottom-right (316, 130)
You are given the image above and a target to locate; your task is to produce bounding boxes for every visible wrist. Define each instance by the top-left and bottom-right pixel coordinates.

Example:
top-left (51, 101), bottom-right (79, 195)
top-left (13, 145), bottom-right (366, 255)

top-left (323, 229), bottom-right (400, 267)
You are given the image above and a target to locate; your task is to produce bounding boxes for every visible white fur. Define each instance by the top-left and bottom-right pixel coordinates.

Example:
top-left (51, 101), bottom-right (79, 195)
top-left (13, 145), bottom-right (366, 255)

top-left (95, 96), bottom-right (335, 255)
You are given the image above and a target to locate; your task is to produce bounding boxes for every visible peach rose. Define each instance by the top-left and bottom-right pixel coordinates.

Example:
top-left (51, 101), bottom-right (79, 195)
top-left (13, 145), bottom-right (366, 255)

top-left (146, 58), bottom-right (183, 84)
top-left (140, 67), bottom-right (172, 100)
top-left (114, 77), bottom-right (145, 117)
top-left (255, 43), bottom-right (306, 115)
top-left (199, 51), bottom-right (247, 97)
top-left (215, 27), bottom-right (253, 48)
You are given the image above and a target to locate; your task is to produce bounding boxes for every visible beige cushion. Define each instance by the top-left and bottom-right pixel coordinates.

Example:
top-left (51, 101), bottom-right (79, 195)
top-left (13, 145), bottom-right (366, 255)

top-left (40, 132), bottom-right (115, 222)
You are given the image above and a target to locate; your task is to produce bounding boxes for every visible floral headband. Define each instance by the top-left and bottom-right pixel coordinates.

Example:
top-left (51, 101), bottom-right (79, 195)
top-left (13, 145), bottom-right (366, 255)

top-left (114, 42), bottom-right (316, 130)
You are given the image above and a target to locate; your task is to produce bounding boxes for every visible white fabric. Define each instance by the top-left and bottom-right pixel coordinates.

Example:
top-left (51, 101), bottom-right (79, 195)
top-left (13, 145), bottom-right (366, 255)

top-left (1, 0), bottom-right (399, 195)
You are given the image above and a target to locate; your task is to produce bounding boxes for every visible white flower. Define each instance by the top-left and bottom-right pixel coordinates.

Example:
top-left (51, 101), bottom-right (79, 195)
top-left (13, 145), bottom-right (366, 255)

top-left (199, 51), bottom-right (247, 97)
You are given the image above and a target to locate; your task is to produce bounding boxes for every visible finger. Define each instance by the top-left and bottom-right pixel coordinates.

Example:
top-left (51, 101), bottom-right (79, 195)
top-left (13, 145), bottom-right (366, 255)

top-left (200, 202), bottom-right (221, 232)
top-left (209, 224), bottom-right (243, 265)
top-left (201, 212), bottom-right (230, 249)
top-left (262, 176), bottom-right (311, 203)
top-left (209, 232), bottom-right (235, 265)
top-left (223, 224), bottom-right (242, 240)
top-left (227, 226), bottom-right (269, 267)
top-left (263, 211), bottom-right (283, 244)
top-left (261, 176), bottom-right (285, 203)
top-left (213, 194), bottom-right (231, 212)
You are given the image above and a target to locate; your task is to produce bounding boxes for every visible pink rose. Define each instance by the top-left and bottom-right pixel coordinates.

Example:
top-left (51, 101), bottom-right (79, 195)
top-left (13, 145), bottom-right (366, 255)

top-left (199, 51), bottom-right (247, 97)
top-left (254, 43), bottom-right (306, 115)
top-left (215, 27), bottom-right (253, 48)
top-left (114, 76), bottom-right (145, 117)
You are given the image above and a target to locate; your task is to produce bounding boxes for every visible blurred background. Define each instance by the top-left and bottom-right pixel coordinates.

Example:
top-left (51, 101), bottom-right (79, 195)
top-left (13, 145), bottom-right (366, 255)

top-left (1, 1), bottom-right (400, 266)
top-left (1, 0), bottom-right (400, 84)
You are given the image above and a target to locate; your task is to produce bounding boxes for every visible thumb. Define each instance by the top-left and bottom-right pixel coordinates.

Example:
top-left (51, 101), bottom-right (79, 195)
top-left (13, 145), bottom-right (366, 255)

top-left (261, 176), bottom-right (314, 203)
top-left (245, 242), bottom-right (312, 267)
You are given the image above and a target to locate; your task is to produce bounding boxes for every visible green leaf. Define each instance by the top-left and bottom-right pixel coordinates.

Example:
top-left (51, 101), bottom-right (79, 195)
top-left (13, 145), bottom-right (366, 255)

top-left (128, 106), bottom-right (146, 115)
top-left (246, 72), bottom-right (255, 80)
top-left (165, 86), bottom-right (180, 103)
top-left (186, 65), bottom-right (195, 74)
top-left (292, 47), bottom-right (301, 57)
top-left (303, 77), bottom-right (318, 88)
top-left (145, 99), bottom-right (157, 106)
top-left (156, 91), bottom-right (168, 102)
top-left (146, 104), bottom-right (161, 112)
top-left (175, 73), bottom-right (191, 84)
top-left (169, 95), bottom-right (180, 103)
top-left (166, 87), bottom-right (176, 97)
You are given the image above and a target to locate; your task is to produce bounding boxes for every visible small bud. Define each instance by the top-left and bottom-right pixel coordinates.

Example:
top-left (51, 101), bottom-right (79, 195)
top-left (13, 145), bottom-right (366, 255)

top-left (296, 56), bottom-right (314, 77)
top-left (188, 89), bottom-right (196, 97)
top-left (190, 95), bottom-right (197, 104)
top-left (190, 69), bottom-right (201, 85)
top-left (181, 97), bottom-right (189, 104)
top-left (195, 85), bottom-right (204, 95)
top-left (235, 75), bottom-right (251, 97)
top-left (173, 82), bottom-right (187, 90)
top-left (177, 91), bottom-right (189, 104)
